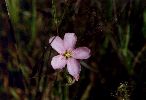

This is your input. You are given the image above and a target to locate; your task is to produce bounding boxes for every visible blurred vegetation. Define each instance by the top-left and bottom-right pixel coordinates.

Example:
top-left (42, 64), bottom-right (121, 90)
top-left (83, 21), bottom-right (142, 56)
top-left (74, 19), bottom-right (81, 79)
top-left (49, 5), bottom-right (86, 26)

top-left (0, 0), bottom-right (146, 100)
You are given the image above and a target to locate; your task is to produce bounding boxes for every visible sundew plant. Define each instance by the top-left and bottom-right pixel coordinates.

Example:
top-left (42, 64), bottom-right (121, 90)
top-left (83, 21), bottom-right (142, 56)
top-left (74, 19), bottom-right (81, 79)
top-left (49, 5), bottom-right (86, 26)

top-left (0, 0), bottom-right (146, 100)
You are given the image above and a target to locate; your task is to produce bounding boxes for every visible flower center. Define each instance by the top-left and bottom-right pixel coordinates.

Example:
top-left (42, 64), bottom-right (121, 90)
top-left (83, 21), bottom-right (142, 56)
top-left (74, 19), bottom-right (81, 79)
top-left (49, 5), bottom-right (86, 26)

top-left (63, 50), bottom-right (72, 59)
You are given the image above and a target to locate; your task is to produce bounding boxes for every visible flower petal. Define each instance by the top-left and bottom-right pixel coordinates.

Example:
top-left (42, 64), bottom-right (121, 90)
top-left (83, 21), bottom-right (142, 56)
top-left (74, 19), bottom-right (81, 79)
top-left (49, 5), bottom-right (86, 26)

top-left (72, 47), bottom-right (91, 59)
top-left (67, 58), bottom-right (81, 81)
top-left (49, 36), bottom-right (66, 54)
top-left (51, 55), bottom-right (67, 69)
top-left (64, 33), bottom-right (77, 50)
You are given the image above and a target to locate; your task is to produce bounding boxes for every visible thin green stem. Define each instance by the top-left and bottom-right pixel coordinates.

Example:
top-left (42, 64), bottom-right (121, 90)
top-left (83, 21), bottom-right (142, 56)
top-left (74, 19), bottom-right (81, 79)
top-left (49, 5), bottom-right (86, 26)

top-left (29, 0), bottom-right (36, 47)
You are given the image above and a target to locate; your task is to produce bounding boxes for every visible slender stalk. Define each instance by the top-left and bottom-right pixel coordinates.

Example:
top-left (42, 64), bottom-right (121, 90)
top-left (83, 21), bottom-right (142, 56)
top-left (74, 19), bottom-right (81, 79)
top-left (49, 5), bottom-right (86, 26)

top-left (29, 0), bottom-right (36, 47)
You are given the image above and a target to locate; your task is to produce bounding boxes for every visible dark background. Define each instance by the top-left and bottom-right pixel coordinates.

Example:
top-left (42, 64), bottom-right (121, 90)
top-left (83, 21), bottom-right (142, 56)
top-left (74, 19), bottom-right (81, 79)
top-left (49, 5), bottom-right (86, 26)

top-left (0, 0), bottom-right (146, 100)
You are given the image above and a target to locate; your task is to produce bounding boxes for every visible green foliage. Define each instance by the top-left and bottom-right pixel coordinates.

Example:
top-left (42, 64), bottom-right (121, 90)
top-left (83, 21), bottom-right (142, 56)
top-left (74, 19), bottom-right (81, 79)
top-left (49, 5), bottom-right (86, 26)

top-left (6, 0), bottom-right (20, 23)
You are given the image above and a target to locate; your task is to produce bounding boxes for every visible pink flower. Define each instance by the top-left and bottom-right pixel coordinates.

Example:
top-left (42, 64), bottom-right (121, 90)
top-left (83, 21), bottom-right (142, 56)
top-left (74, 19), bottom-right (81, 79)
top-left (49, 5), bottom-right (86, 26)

top-left (49, 33), bottom-right (90, 81)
